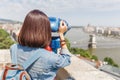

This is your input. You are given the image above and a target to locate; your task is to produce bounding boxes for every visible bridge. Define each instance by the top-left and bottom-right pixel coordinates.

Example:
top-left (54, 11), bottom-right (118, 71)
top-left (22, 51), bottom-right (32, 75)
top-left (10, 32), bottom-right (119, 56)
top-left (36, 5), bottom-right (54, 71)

top-left (0, 49), bottom-right (115, 80)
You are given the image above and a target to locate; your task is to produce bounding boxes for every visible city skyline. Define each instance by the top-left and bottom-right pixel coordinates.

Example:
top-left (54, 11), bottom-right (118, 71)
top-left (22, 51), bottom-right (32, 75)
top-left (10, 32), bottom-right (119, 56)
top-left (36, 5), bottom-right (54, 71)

top-left (0, 0), bottom-right (120, 26)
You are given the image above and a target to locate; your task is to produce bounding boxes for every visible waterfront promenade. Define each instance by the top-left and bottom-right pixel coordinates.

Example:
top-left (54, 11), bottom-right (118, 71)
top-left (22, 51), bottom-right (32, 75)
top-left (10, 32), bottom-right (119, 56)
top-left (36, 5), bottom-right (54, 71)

top-left (0, 49), bottom-right (116, 80)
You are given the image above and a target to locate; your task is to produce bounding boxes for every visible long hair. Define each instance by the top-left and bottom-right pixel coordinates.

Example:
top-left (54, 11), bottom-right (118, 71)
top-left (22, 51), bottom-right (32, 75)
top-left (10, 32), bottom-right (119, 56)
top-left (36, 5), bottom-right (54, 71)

top-left (18, 10), bottom-right (51, 48)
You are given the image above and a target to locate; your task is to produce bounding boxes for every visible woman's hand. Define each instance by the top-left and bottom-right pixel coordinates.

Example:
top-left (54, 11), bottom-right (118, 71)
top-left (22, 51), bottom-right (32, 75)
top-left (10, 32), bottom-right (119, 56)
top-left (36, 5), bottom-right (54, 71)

top-left (58, 21), bottom-right (68, 49)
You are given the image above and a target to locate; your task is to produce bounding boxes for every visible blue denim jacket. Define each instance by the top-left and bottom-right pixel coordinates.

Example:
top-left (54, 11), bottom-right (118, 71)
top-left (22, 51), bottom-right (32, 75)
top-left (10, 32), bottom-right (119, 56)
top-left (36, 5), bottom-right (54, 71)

top-left (10, 44), bottom-right (71, 80)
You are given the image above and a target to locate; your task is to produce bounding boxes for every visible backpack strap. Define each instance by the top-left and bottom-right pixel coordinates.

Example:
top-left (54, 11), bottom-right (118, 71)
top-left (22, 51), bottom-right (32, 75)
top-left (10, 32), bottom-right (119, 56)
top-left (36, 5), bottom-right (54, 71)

top-left (11, 44), bottom-right (18, 64)
top-left (11, 44), bottom-right (48, 70)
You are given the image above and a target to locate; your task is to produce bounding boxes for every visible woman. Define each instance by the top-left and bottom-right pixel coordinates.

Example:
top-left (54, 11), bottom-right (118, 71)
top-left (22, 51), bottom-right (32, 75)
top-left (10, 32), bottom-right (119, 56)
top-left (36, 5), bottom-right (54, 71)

top-left (10, 9), bottom-right (71, 80)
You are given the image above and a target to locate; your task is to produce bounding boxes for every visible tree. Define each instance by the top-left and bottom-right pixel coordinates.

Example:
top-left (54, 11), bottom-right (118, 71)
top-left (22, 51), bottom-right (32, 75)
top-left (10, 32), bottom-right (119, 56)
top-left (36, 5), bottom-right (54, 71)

top-left (91, 55), bottom-right (98, 61)
top-left (0, 29), bottom-right (15, 49)
top-left (104, 57), bottom-right (119, 67)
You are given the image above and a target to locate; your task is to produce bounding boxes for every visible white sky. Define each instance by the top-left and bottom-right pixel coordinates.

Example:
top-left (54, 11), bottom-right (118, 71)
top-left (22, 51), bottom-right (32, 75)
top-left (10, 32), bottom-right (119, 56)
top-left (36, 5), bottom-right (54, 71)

top-left (0, 0), bottom-right (120, 26)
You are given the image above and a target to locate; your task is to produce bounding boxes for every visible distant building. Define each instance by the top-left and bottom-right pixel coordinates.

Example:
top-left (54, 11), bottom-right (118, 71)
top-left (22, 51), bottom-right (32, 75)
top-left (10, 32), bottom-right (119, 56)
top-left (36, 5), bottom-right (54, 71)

top-left (95, 27), bottom-right (104, 34)
top-left (84, 24), bottom-right (96, 33)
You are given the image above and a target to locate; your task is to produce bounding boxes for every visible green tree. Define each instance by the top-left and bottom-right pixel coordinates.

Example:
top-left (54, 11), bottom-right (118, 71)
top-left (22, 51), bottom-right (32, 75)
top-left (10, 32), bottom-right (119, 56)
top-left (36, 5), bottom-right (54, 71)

top-left (104, 57), bottom-right (119, 67)
top-left (0, 29), bottom-right (9, 42)
top-left (69, 47), bottom-right (92, 59)
top-left (0, 29), bottom-right (15, 49)
top-left (91, 55), bottom-right (98, 61)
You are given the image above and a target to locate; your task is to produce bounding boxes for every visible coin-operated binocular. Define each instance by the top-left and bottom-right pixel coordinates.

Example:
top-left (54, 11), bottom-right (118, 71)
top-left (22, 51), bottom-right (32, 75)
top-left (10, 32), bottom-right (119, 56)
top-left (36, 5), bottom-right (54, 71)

top-left (48, 17), bottom-right (71, 53)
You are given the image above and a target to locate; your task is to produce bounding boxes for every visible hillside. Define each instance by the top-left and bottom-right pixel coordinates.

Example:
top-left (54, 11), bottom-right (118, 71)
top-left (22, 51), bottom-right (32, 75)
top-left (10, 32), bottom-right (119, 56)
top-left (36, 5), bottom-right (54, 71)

top-left (0, 18), bottom-right (21, 24)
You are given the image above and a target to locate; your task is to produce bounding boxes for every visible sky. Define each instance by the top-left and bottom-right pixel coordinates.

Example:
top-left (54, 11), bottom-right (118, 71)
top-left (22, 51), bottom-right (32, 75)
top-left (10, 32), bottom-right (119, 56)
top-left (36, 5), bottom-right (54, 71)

top-left (0, 0), bottom-right (120, 26)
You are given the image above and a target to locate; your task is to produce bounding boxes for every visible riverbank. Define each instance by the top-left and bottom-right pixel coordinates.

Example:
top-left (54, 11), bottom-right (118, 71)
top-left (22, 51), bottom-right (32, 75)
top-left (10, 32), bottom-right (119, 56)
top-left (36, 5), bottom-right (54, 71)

top-left (65, 27), bottom-right (120, 67)
top-left (92, 47), bottom-right (120, 66)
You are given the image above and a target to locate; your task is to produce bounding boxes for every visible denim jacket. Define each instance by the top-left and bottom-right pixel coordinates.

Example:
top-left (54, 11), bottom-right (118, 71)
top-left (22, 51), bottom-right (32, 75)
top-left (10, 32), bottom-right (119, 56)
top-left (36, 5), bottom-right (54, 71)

top-left (10, 44), bottom-right (71, 80)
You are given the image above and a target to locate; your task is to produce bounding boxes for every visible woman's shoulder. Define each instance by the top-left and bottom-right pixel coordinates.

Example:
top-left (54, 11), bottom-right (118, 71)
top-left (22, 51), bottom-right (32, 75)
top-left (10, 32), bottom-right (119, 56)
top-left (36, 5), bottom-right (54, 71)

top-left (38, 48), bottom-right (55, 56)
top-left (38, 49), bottom-right (58, 59)
top-left (10, 43), bottom-right (18, 49)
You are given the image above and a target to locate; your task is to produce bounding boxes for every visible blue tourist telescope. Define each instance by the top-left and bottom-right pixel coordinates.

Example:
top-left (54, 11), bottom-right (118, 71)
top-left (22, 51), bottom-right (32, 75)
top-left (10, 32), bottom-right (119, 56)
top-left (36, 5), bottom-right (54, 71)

top-left (49, 17), bottom-right (71, 53)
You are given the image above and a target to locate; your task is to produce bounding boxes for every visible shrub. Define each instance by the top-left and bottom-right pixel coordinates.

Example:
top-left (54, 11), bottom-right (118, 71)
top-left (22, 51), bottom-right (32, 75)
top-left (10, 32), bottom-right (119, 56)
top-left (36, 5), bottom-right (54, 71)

top-left (0, 29), bottom-right (15, 49)
top-left (70, 48), bottom-right (92, 59)
top-left (91, 55), bottom-right (98, 61)
top-left (104, 57), bottom-right (119, 67)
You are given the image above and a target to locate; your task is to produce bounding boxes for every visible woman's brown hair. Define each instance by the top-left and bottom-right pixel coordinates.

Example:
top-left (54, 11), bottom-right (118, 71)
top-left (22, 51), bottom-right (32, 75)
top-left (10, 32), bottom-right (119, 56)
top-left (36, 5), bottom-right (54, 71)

top-left (18, 9), bottom-right (51, 48)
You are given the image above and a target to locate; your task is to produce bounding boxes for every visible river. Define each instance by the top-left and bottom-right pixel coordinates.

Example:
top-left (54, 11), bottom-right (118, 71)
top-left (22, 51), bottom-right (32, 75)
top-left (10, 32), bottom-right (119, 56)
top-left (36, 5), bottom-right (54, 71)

top-left (65, 27), bottom-right (120, 66)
